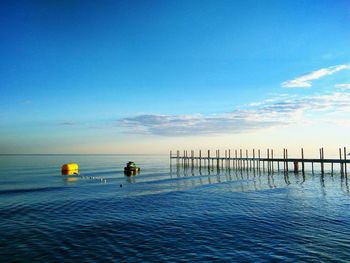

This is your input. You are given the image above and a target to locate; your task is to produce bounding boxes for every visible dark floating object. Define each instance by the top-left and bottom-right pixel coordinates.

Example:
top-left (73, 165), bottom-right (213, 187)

top-left (124, 161), bottom-right (140, 176)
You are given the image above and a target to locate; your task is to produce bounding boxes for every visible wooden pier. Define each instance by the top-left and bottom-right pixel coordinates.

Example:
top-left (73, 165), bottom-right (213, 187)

top-left (170, 148), bottom-right (349, 175)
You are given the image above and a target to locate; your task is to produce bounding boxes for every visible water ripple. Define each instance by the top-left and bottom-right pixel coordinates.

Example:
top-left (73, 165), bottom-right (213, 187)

top-left (1, 155), bottom-right (350, 261)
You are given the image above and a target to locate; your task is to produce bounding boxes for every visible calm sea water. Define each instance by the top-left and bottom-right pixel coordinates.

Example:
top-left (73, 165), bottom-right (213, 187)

top-left (1, 154), bottom-right (350, 262)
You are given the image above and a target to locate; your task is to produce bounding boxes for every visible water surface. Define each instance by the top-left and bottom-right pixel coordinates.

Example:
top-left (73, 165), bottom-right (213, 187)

top-left (1, 154), bottom-right (350, 262)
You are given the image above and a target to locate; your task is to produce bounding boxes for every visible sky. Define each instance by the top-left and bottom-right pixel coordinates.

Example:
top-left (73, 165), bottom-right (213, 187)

top-left (1, 0), bottom-right (350, 156)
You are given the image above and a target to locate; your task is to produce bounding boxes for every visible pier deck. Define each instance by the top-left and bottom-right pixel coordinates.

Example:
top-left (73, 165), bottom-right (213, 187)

top-left (170, 148), bottom-right (349, 175)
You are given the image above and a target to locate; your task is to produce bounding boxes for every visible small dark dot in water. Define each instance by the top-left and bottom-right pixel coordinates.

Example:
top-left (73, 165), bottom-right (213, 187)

top-left (120, 184), bottom-right (123, 187)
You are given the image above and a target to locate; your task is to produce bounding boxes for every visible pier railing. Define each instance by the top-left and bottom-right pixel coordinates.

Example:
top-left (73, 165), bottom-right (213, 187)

top-left (170, 148), bottom-right (349, 175)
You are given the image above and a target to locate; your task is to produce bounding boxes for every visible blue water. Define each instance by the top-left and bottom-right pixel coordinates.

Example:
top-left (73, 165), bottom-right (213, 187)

top-left (1, 155), bottom-right (350, 262)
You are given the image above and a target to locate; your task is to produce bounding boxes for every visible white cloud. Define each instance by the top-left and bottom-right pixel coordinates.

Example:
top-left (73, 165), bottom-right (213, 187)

top-left (281, 64), bottom-right (350, 88)
top-left (335, 84), bottom-right (350, 90)
top-left (120, 64), bottom-right (350, 136)
top-left (120, 90), bottom-right (350, 136)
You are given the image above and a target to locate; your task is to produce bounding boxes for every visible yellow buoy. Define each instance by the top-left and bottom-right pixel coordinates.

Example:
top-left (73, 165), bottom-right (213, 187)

top-left (61, 163), bottom-right (79, 175)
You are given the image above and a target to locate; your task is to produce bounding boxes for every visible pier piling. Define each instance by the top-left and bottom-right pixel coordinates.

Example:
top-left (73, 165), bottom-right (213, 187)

top-left (170, 147), bottom-right (350, 176)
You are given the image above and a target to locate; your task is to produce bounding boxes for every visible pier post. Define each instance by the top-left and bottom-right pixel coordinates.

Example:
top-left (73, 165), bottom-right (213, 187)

top-left (340, 148), bottom-right (343, 176)
top-left (183, 150), bottom-right (185, 167)
top-left (294, 161), bottom-right (299, 174)
top-left (301, 148), bottom-right (305, 174)
top-left (187, 150), bottom-right (189, 168)
top-left (269, 149), bottom-right (272, 173)
top-left (319, 148), bottom-right (322, 174)
top-left (240, 149), bottom-right (243, 170)
top-left (208, 150), bottom-right (210, 170)
top-left (229, 149), bottom-right (231, 169)
top-left (249, 150), bottom-right (251, 170)
top-left (322, 148), bottom-right (324, 174)
top-left (344, 147), bottom-right (347, 176)
top-left (243, 150), bottom-right (245, 170)
top-left (246, 149), bottom-right (248, 171)
top-left (267, 149), bottom-right (270, 173)
top-left (186, 150), bottom-right (188, 168)
top-left (221, 149), bottom-right (223, 169)
top-left (216, 150), bottom-right (218, 169)
top-left (253, 149), bottom-right (255, 170)
top-left (249, 149), bottom-right (252, 171)
top-left (221, 150), bottom-right (224, 169)
top-left (187, 150), bottom-right (190, 168)
top-left (258, 149), bottom-right (261, 172)
top-left (184, 150), bottom-right (185, 167)
top-left (184, 150), bottom-right (186, 168)
top-left (235, 150), bottom-right (238, 169)
top-left (191, 150), bottom-right (194, 169)
top-left (271, 149), bottom-right (274, 173)
top-left (199, 150), bottom-right (202, 169)
top-left (263, 150), bottom-right (265, 172)
top-left (249, 150), bottom-right (252, 170)
top-left (320, 148), bottom-right (324, 174)
top-left (225, 150), bottom-right (227, 168)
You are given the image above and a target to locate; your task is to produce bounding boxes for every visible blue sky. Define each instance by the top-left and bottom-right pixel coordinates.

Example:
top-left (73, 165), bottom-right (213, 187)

top-left (1, 0), bottom-right (350, 154)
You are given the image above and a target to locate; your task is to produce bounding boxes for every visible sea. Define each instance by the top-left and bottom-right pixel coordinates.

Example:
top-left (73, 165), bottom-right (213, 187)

top-left (1, 154), bottom-right (350, 262)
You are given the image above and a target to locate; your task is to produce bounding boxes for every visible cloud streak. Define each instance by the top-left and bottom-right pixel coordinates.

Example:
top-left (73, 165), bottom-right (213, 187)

top-left (121, 114), bottom-right (280, 136)
top-left (59, 121), bottom-right (76, 126)
top-left (281, 64), bottom-right (349, 88)
top-left (120, 90), bottom-right (350, 136)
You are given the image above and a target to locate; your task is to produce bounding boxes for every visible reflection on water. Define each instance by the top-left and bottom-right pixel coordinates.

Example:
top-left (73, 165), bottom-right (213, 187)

top-left (63, 177), bottom-right (79, 183)
top-left (341, 175), bottom-right (350, 194)
top-left (124, 170), bottom-right (140, 176)
top-left (168, 164), bottom-right (350, 196)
